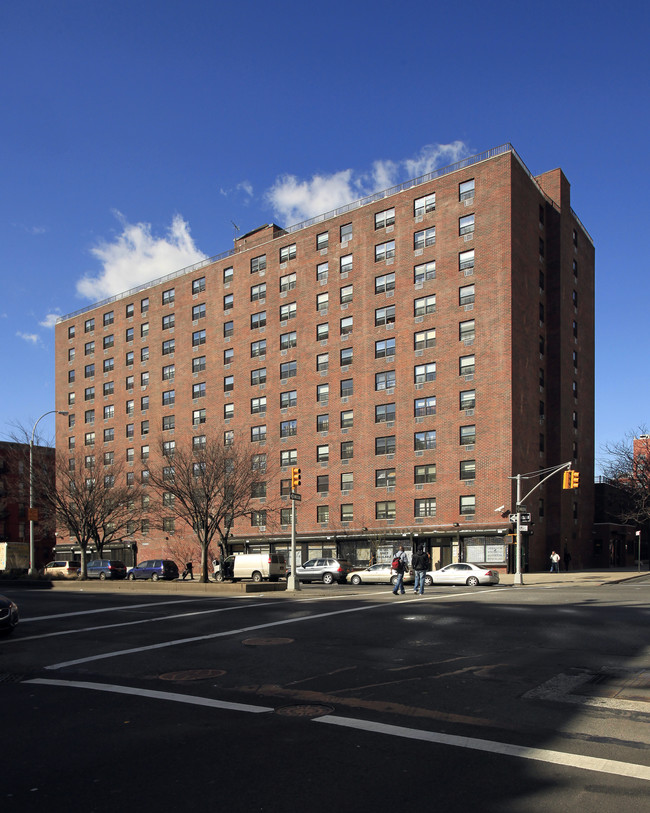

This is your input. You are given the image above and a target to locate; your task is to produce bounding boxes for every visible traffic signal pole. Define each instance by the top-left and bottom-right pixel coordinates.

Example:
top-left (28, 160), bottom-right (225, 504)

top-left (511, 461), bottom-right (573, 586)
top-left (287, 467), bottom-right (302, 592)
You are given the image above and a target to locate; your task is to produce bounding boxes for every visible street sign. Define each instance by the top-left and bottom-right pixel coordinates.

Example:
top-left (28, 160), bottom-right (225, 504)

top-left (509, 512), bottom-right (531, 523)
top-left (509, 514), bottom-right (517, 523)
top-left (289, 492), bottom-right (302, 501)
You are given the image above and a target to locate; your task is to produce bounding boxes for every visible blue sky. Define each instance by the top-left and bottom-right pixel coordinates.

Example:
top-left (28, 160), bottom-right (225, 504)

top-left (1, 0), bottom-right (648, 468)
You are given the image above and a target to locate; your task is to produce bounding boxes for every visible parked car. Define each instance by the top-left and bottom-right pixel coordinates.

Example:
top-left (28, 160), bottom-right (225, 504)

top-left (349, 563), bottom-right (414, 586)
top-left (296, 558), bottom-right (351, 585)
top-left (127, 559), bottom-right (179, 581)
top-left (0, 594), bottom-right (19, 635)
top-left (42, 560), bottom-right (80, 579)
top-left (214, 553), bottom-right (286, 583)
top-left (425, 563), bottom-right (500, 587)
top-left (85, 559), bottom-right (127, 580)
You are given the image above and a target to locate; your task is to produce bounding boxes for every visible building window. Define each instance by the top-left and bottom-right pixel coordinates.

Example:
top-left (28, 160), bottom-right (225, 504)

top-left (251, 397), bottom-right (266, 414)
top-left (340, 410), bottom-right (353, 428)
top-left (280, 419), bottom-right (297, 437)
top-left (340, 316), bottom-right (353, 335)
top-left (141, 420), bottom-right (149, 436)
top-left (339, 379), bottom-right (353, 398)
top-left (223, 321), bottom-right (234, 338)
top-left (280, 302), bottom-right (297, 321)
top-left (103, 428), bottom-right (114, 443)
top-left (460, 460), bottom-right (476, 480)
top-left (340, 347), bottom-right (353, 367)
top-left (192, 356), bottom-right (207, 375)
top-left (103, 311), bottom-right (114, 327)
top-left (459, 284), bottom-right (475, 305)
top-left (192, 382), bottom-right (205, 400)
top-left (460, 389), bottom-right (476, 410)
top-left (280, 244), bottom-right (297, 263)
top-left (192, 303), bottom-right (206, 321)
top-left (251, 425), bottom-right (267, 443)
top-left (375, 272), bottom-right (395, 294)
top-left (85, 386), bottom-right (95, 401)
top-left (84, 432), bottom-right (95, 446)
top-left (459, 355), bottom-right (475, 375)
top-left (163, 415), bottom-right (175, 430)
top-left (85, 409), bottom-right (95, 424)
top-left (317, 261), bottom-right (328, 281)
top-left (279, 273), bottom-right (295, 293)
top-left (317, 292), bottom-right (329, 311)
top-left (341, 440), bottom-right (354, 462)
top-left (103, 382), bottom-right (114, 396)
top-left (375, 240), bottom-right (395, 262)
top-left (375, 338), bottom-right (395, 359)
top-left (340, 503), bottom-right (353, 522)
top-left (251, 282), bottom-right (266, 301)
top-left (375, 468), bottom-right (396, 488)
top-left (223, 266), bottom-right (234, 284)
top-left (376, 501), bottom-right (396, 520)
top-left (414, 295), bottom-right (436, 316)
top-left (459, 249), bottom-right (474, 272)
top-left (317, 414), bottom-right (329, 432)
top-left (317, 444), bottom-right (329, 463)
top-left (375, 208), bottom-right (395, 229)
top-left (340, 472), bottom-right (353, 491)
top-left (317, 384), bottom-right (329, 403)
top-left (414, 227), bottom-right (435, 250)
top-left (140, 347), bottom-right (149, 362)
top-left (251, 255), bottom-right (266, 274)
top-left (84, 364), bottom-right (95, 379)
top-left (251, 367), bottom-right (266, 385)
top-left (84, 318), bottom-right (95, 333)
top-left (340, 284), bottom-right (353, 304)
top-left (103, 404), bottom-right (115, 419)
top-left (141, 298), bottom-right (149, 314)
top-left (192, 409), bottom-right (206, 426)
top-left (103, 358), bottom-right (114, 373)
top-left (414, 261), bottom-right (436, 284)
top-left (316, 505), bottom-right (329, 524)
top-left (162, 364), bottom-right (175, 381)
top-left (459, 179), bottom-right (475, 200)
top-left (375, 403), bottom-right (396, 423)
top-left (223, 430), bottom-right (234, 447)
top-left (140, 323), bottom-right (149, 339)
top-left (68, 325), bottom-right (76, 339)
top-left (460, 425), bottom-right (476, 445)
top-left (125, 374), bottom-right (134, 390)
top-left (317, 231), bottom-right (329, 250)
top-left (340, 223), bottom-right (353, 242)
top-left (192, 276), bottom-right (206, 294)
top-left (375, 435), bottom-right (396, 455)
top-left (162, 339), bottom-right (175, 355)
top-left (85, 341), bottom-right (95, 356)
top-left (460, 495), bottom-right (476, 515)
top-left (414, 464), bottom-right (436, 484)
top-left (375, 305), bottom-right (395, 326)
top-left (414, 396), bottom-right (436, 417)
top-left (414, 193), bottom-right (435, 216)
top-left (280, 449), bottom-right (297, 467)
top-left (222, 374), bottom-right (233, 392)
top-left (414, 431), bottom-right (436, 450)
top-left (414, 329), bottom-right (436, 350)
top-left (223, 403), bottom-right (234, 420)
top-left (251, 340), bottom-right (266, 358)
top-left (340, 254), bottom-right (353, 274)
top-left (415, 498), bottom-right (436, 517)
top-left (459, 320), bottom-right (475, 342)
top-left (316, 353), bottom-right (329, 373)
top-left (316, 322), bottom-right (329, 341)
top-left (375, 371), bottom-right (396, 391)
top-left (280, 390), bottom-right (297, 409)
top-left (223, 294), bottom-right (234, 311)
top-left (280, 361), bottom-right (297, 379)
top-left (161, 288), bottom-right (175, 306)
top-left (459, 214), bottom-right (475, 235)
top-left (251, 311), bottom-right (266, 330)
top-left (251, 510), bottom-right (267, 527)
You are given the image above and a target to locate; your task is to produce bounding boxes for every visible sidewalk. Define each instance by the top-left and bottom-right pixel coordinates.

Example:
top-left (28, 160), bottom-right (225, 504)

top-left (498, 568), bottom-right (649, 587)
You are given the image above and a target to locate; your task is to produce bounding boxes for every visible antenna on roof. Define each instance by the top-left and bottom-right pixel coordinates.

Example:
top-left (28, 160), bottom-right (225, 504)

top-left (231, 220), bottom-right (240, 244)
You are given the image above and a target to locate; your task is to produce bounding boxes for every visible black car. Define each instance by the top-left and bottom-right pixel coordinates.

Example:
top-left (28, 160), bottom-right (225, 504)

top-left (85, 559), bottom-right (127, 580)
top-left (0, 594), bottom-right (19, 635)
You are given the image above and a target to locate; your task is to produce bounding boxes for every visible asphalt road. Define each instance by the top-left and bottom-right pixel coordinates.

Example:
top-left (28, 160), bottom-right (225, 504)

top-left (1, 578), bottom-right (649, 812)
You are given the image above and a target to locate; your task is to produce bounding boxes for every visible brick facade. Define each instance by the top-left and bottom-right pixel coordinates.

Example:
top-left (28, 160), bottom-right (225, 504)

top-left (54, 145), bottom-right (595, 571)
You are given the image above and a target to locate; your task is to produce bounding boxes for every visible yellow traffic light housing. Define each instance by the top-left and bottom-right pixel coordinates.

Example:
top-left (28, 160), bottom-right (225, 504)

top-left (571, 471), bottom-right (580, 488)
top-left (291, 467), bottom-right (301, 489)
top-left (563, 470), bottom-right (580, 489)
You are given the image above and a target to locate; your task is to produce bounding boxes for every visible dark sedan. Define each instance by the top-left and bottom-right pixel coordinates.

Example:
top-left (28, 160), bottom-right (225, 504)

top-left (0, 594), bottom-right (19, 635)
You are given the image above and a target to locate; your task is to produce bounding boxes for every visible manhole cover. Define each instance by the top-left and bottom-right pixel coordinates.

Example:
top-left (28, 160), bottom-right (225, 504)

top-left (242, 637), bottom-right (294, 646)
top-left (275, 704), bottom-right (335, 718)
top-left (159, 669), bottom-right (226, 681)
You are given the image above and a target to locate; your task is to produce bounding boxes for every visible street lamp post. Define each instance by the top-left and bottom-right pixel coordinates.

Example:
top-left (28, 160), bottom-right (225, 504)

top-left (29, 409), bottom-right (68, 576)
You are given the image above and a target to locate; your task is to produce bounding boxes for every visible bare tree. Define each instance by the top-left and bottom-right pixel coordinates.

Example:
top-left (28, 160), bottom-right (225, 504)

top-left (601, 429), bottom-right (650, 527)
top-left (147, 436), bottom-right (279, 583)
top-left (35, 449), bottom-right (144, 579)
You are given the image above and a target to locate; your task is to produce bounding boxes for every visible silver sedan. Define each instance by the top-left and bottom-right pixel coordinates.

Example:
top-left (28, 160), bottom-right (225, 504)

top-left (425, 563), bottom-right (500, 587)
top-left (349, 563), bottom-right (414, 586)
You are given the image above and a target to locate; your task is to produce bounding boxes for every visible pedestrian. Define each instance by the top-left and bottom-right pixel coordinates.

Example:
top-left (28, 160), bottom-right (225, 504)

top-left (411, 545), bottom-right (430, 595)
top-left (182, 561), bottom-right (194, 580)
top-left (549, 550), bottom-right (560, 573)
top-left (564, 548), bottom-right (572, 571)
top-left (391, 546), bottom-right (408, 595)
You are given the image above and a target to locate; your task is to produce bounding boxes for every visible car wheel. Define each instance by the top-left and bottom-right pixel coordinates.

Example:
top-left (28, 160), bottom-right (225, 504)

top-left (466, 576), bottom-right (479, 586)
top-left (350, 575), bottom-right (361, 585)
top-left (322, 573), bottom-right (334, 585)
top-left (252, 571), bottom-right (263, 583)
top-left (152, 573), bottom-right (160, 581)
top-left (128, 572), bottom-right (135, 581)
top-left (215, 573), bottom-right (224, 582)
top-left (424, 575), bottom-right (433, 586)
top-left (99, 572), bottom-right (106, 581)
top-left (390, 575), bottom-right (399, 585)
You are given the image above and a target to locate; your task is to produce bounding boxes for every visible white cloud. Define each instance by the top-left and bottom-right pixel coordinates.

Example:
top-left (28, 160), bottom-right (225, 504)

top-left (39, 313), bottom-right (60, 329)
top-left (266, 141), bottom-right (471, 224)
top-left (76, 213), bottom-right (207, 301)
top-left (17, 331), bottom-right (39, 345)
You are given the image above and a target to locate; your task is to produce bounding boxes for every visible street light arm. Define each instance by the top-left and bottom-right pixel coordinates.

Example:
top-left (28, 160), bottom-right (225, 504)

top-left (519, 461), bottom-right (573, 506)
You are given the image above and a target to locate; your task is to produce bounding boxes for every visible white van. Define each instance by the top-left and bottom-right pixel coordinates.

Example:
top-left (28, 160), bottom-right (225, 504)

top-left (214, 553), bottom-right (286, 583)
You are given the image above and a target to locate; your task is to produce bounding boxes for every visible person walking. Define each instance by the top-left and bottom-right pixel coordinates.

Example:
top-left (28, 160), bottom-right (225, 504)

top-left (392, 546), bottom-right (408, 595)
top-left (182, 561), bottom-right (194, 580)
top-left (549, 550), bottom-right (560, 573)
top-left (411, 545), bottom-right (430, 595)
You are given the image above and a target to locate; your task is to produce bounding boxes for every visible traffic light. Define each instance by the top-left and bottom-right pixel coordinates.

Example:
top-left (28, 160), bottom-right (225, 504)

top-left (563, 470), bottom-right (580, 489)
top-left (291, 467), bottom-right (301, 489)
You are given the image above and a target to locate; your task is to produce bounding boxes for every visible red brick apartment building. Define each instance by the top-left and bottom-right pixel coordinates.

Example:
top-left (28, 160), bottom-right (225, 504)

top-left (54, 144), bottom-right (594, 572)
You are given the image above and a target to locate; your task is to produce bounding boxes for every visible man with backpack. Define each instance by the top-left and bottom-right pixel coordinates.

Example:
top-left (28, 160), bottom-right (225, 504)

top-left (391, 546), bottom-right (408, 595)
top-left (411, 545), bottom-right (430, 595)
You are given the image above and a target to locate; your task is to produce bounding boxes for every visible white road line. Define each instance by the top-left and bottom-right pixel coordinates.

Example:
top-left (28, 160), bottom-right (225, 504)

top-left (315, 716), bottom-right (650, 782)
top-left (42, 588), bottom-right (510, 669)
top-left (22, 598), bottom-right (204, 622)
top-left (5, 602), bottom-right (270, 643)
top-left (25, 678), bottom-right (274, 714)
top-left (25, 677), bottom-right (650, 782)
